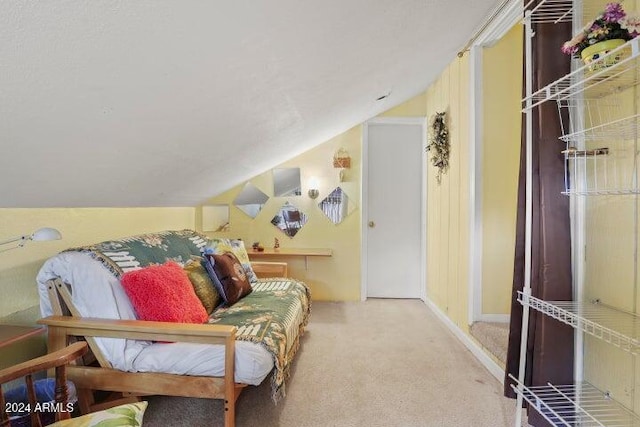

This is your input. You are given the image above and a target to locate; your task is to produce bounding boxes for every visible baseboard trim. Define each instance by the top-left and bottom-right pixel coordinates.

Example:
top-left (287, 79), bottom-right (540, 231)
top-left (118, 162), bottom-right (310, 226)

top-left (477, 314), bottom-right (510, 323)
top-left (425, 298), bottom-right (505, 384)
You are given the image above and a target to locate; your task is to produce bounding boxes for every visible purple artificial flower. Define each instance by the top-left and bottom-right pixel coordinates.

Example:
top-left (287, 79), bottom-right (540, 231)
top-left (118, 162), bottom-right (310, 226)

top-left (603, 2), bottom-right (625, 23)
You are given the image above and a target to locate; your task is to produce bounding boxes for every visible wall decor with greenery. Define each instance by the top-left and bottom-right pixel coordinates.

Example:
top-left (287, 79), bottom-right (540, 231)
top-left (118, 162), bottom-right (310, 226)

top-left (426, 111), bottom-right (450, 184)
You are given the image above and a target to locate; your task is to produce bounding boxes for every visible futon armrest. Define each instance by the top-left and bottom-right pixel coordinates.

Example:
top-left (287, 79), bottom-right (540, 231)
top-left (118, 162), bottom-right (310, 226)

top-left (0, 342), bottom-right (88, 383)
top-left (38, 315), bottom-right (235, 345)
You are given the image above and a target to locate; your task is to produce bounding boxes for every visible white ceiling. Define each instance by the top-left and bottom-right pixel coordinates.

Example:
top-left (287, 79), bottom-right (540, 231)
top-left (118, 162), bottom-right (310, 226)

top-left (1, 0), bottom-right (500, 208)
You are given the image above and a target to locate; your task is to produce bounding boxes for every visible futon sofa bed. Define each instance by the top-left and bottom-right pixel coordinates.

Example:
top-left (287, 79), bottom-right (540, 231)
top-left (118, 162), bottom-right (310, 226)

top-left (35, 229), bottom-right (311, 427)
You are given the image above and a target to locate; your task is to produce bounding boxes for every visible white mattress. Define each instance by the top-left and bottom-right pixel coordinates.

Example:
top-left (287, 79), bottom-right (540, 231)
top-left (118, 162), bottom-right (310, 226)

top-left (37, 251), bottom-right (274, 385)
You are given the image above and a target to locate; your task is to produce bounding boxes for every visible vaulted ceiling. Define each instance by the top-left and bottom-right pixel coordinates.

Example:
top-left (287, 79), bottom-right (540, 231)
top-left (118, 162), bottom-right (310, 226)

top-left (1, 0), bottom-right (500, 207)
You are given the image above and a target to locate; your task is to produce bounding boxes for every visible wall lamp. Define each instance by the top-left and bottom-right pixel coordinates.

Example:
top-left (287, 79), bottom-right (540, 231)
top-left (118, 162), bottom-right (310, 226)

top-left (308, 177), bottom-right (320, 199)
top-left (0, 227), bottom-right (62, 253)
top-left (333, 148), bottom-right (351, 182)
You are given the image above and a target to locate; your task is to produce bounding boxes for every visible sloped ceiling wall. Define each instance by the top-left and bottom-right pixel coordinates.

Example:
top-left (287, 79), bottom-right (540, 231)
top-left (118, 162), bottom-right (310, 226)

top-left (0, 0), bottom-right (500, 207)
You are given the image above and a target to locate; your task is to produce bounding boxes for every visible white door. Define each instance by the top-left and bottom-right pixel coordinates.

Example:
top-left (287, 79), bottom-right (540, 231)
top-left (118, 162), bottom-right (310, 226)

top-left (364, 119), bottom-right (425, 299)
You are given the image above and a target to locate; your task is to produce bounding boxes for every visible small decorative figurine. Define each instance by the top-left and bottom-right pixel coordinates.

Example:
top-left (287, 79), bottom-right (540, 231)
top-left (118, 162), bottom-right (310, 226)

top-left (252, 241), bottom-right (264, 252)
top-left (274, 237), bottom-right (280, 251)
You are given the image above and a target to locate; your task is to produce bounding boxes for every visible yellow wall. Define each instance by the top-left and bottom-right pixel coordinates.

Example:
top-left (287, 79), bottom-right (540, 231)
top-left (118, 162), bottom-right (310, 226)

top-left (425, 56), bottom-right (472, 331)
top-left (199, 92), bottom-right (428, 302)
top-left (423, 25), bottom-right (522, 338)
top-left (199, 127), bottom-right (363, 301)
top-left (0, 207), bottom-right (194, 367)
top-left (380, 92), bottom-right (427, 117)
top-left (481, 24), bottom-right (523, 315)
top-left (0, 208), bottom-right (195, 319)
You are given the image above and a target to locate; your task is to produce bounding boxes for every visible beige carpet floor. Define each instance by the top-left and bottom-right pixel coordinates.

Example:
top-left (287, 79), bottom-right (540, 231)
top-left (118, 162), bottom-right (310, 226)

top-left (469, 321), bottom-right (510, 365)
top-left (142, 300), bottom-right (521, 427)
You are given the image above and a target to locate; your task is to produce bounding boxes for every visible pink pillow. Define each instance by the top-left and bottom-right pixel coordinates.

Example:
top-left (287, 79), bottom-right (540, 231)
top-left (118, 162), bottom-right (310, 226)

top-left (121, 262), bottom-right (208, 324)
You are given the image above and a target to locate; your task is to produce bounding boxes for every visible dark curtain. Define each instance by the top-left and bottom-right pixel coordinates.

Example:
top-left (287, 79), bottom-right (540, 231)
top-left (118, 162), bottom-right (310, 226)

top-left (503, 3), bottom-right (574, 426)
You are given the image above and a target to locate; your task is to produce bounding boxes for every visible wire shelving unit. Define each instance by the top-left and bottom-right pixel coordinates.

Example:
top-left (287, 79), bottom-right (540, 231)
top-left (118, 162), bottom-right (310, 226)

top-left (522, 8), bottom-right (640, 196)
top-left (560, 113), bottom-right (640, 143)
top-left (518, 291), bottom-right (640, 355)
top-left (523, 33), bottom-right (640, 110)
top-left (514, 1), bottom-right (640, 425)
top-left (509, 376), bottom-right (640, 427)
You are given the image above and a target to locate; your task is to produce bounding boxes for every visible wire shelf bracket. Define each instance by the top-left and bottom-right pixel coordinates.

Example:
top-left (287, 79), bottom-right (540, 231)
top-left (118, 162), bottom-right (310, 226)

top-left (524, 0), bottom-right (573, 24)
top-left (518, 291), bottom-right (640, 355)
top-left (509, 375), bottom-right (640, 426)
top-left (522, 38), bottom-right (640, 110)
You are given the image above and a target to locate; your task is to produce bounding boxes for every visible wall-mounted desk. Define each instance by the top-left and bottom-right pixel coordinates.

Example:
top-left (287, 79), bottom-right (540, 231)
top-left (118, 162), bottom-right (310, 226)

top-left (248, 248), bottom-right (332, 269)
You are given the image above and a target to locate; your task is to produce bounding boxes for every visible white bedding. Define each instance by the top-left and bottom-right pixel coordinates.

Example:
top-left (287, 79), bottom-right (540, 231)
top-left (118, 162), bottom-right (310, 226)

top-left (37, 251), bottom-right (274, 385)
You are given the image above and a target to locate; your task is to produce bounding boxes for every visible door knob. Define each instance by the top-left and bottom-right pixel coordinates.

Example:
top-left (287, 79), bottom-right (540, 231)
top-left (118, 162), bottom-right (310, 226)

top-left (368, 221), bottom-right (375, 228)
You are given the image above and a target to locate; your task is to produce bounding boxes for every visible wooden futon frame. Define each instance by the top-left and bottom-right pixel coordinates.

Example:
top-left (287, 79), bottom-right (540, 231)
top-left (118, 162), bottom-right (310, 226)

top-left (38, 278), bottom-right (247, 427)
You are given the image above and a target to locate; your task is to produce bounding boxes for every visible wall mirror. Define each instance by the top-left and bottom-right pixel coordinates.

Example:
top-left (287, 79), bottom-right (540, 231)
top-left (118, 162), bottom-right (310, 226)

top-left (271, 202), bottom-right (308, 238)
top-left (319, 187), bottom-right (356, 224)
top-left (273, 168), bottom-right (302, 197)
top-left (202, 204), bottom-right (230, 232)
top-left (233, 183), bottom-right (269, 218)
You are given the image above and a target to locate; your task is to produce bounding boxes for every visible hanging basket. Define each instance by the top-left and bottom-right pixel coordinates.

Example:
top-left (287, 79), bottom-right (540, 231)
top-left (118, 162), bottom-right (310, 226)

top-left (581, 39), bottom-right (628, 72)
top-left (333, 148), bottom-right (351, 168)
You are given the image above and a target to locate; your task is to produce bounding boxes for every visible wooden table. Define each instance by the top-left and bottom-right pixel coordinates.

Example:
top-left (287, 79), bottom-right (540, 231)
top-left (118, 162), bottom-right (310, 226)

top-left (248, 248), bottom-right (332, 269)
top-left (0, 325), bottom-right (45, 349)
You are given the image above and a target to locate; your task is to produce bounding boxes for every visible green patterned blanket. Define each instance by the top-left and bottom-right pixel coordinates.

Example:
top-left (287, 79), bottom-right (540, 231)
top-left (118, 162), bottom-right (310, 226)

top-left (209, 278), bottom-right (311, 402)
top-left (62, 230), bottom-right (311, 402)
top-left (62, 229), bottom-right (205, 278)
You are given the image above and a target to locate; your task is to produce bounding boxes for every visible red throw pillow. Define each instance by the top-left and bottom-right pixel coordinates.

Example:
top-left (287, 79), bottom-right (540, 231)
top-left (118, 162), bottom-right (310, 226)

top-left (120, 262), bottom-right (208, 323)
